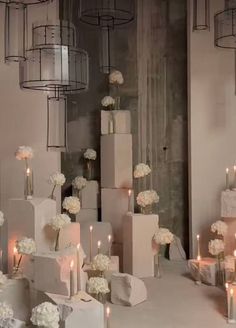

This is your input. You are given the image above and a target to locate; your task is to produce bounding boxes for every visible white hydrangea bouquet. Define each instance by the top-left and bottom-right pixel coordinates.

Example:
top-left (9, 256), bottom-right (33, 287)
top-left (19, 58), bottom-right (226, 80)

top-left (101, 96), bottom-right (115, 110)
top-left (14, 237), bottom-right (36, 276)
top-left (136, 190), bottom-right (159, 214)
top-left (134, 163), bottom-right (151, 179)
top-left (72, 176), bottom-right (87, 198)
top-left (109, 70), bottom-right (124, 110)
top-left (62, 196), bottom-right (80, 215)
top-left (48, 172), bottom-right (66, 200)
top-left (83, 148), bottom-right (97, 180)
top-left (49, 214), bottom-right (71, 251)
top-left (91, 254), bottom-right (110, 274)
top-left (0, 302), bottom-right (14, 327)
top-left (87, 277), bottom-right (110, 304)
top-left (30, 302), bottom-right (60, 328)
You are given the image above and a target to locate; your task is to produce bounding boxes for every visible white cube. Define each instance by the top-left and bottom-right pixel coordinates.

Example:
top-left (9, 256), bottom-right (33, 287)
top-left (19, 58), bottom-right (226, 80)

top-left (83, 256), bottom-right (119, 282)
top-left (59, 223), bottom-right (80, 250)
top-left (46, 292), bottom-right (104, 328)
top-left (188, 258), bottom-right (217, 286)
top-left (123, 213), bottom-right (159, 278)
top-left (80, 181), bottom-right (99, 209)
top-left (101, 188), bottom-right (134, 243)
top-left (101, 134), bottom-right (133, 188)
top-left (76, 209), bottom-right (98, 223)
top-left (7, 198), bottom-right (56, 271)
top-left (101, 110), bottom-right (131, 135)
top-left (221, 190), bottom-right (236, 217)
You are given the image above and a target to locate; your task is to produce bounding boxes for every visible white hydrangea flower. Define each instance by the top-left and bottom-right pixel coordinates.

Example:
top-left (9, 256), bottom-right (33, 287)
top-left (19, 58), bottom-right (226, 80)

top-left (0, 272), bottom-right (7, 287)
top-left (136, 190), bottom-right (159, 207)
top-left (49, 172), bottom-right (66, 186)
top-left (101, 96), bottom-right (115, 108)
top-left (62, 197), bottom-right (80, 215)
top-left (49, 214), bottom-right (71, 231)
top-left (208, 239), bottom-right (224, 256)
top-left (109, 70), bottom-right (124, 85)
top-left (87, 277), bottom-right (110, 295)
top-left (211, 220), bottom-right (228, 237)
top-left (153, 228), bottom-right (174, 245)
top-left (0, 212), bottom-right (4, 227)
top-left (72, 176), bottom-right (87, 191)
top-left (133, 163), bottom-right (151, 178)
top-left (15, 146), bottom-right (33, 160)
top-left (0, 303), bottom-right (13, 320)
top-left (91, 254), bottom-right (110, 272)
top-left (84, 149), bottom-right (97, 161)
top-left (16, 237), bottom-right (36, 255)
top-left (31, 302), bottom-right (60, 328)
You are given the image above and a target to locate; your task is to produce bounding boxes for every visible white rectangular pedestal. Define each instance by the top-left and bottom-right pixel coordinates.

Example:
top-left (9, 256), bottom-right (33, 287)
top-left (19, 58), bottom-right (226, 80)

top-left (76, 209), bottom-right (98, 223)
top-left (101, 188), bottom-right (134, 243)
top-left (59, 223), bottom-right (80, 250)
top-left (188, 258), bottom-right (217, 286)
top-left (80, 181), bottom-right (99, 209)
top-left (101, 134), bottom-right (133, 188)
top-left (221, 190), bottom-right (236, 217)
top-left (222, 218), bottom-right (236, 255)
top-left (123, 213), bottom-right (159, 278)
top-left (101, 110), bottom-right (131, 135)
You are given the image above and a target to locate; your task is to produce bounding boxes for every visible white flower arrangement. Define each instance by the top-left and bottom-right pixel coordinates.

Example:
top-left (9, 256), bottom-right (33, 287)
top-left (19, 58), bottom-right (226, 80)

top-left (72, 176), bottom-right (87, 191)
top-left (15, 146), bottom-right (33, 161)
top-left (87, 277), bottom-right (110, 295)
top-left (49, 214), bottom-right (71, 231)
top-left (0, 212), bottom-right (4, 227)
top-left (211, 220), bottom-right (228, 237)
top-left (84, 149), bottom-right (97, 161)
top-left (136, 190), bottom-right (159, 208)
top-left (133, 163), bottom-right (151, 178)
top-left (49, 172), bottom-right (66, 186)
top-left (16, 237), bottom-right (36, 255)
top-left (0, 272), bottom-right (7, 287)
top-left (0, 303), bottom-right (13, 320)
top-left (31, 302), bottom-right (60, 328)
top-left (91, 254), bottom-right (110, 272)
top-left (62, 196), bottom-right (80, 215)
top-left (153, 228), bottom-right (174, 245)
top-left (101, 96), bottom-right (115, 108)
top-left (109, 70), bottom-right (124, 85)
top-left (208, 239), bottom-right (224, 256)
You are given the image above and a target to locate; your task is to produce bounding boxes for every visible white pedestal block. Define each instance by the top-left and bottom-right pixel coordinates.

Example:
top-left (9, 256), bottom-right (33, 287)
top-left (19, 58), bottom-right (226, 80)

top-left (59, 223), bottom-right (80, 250)
top-left (76, 209), bottom-right (98, 223)
top-left (123, 213), bottom-right (159, 278)
top-left (188, 258), bottom-right (217, 286)
top-left (101, 110), bottom-right (131, 135)
top-left (46, 292), bottom-right (104, 328)
top-left (7, 198), bottom-right (56, 271)
top-left (0, 278), bottom-right (30, 322)
top-left (80, 222), bottom-right (113, 261)
top-left (101, 134), bottom-right (133, 188)
top-left (221, 190), bottom-right (236, 217)
top-left (83, 256), bottom-right (119, 282)
top-left (101, 188), bottom-right (134, 243)
top-left (80, 181), bottom-right (99, 209)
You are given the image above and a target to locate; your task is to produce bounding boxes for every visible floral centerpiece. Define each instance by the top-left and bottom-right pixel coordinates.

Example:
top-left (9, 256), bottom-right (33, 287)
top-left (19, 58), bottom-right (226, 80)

top-left (83, 148), bottom-right (97, 180)
top-left (136, 190), bottom-right (159, 214)
top-left (210, 220), bottom-right (228, 237)
top-left (91, 254), bottom-right (110, 276)
top-left (101, 96), bottom-right (115, 110)
top-left (0, 302), bottom-right (14, 326)
top-left (72, 176), bottom-right (87, 198)
top-left (49, 214), bottom-right (71, 251)
top-left (109, 70), bottom-right (124, 110)
top-left (48, 172), bottom-right (66, 200)
top-left (30, 302), bottom-right (60, 328)
top-left (62, 196), bottom-right (80, 215)
top-left (87, 277), bottom-right (110, 304)
top-left (134, 163), bottom-right (151, 179)
top-left (14, 237), bottom-right (36, 276)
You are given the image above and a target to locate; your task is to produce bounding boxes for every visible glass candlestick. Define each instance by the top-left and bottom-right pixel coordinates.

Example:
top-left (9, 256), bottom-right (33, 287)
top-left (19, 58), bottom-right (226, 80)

top-left (24, 167), bottom-right (33, 200)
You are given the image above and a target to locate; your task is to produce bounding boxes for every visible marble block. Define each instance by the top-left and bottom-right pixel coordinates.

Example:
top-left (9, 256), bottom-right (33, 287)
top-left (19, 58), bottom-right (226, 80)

top-left (101, 188), bottom-right (134, 243)
top-left (46, 292), bottom-right (104, 328)
top-left (58, 223), bottom-right (80, 250)
top-left (0, 278), bottom-right (30, 322)
top-left (101, 134), bottom-right (133, 189)
top-left (169, 235), bottom-right (186, 261)
top-left (188, 258), bottom-right (217, 286)
top-left (0, 319), bottom-right (26, 328)
top-left (123, 213), bottom-right (159, 278)
top-left (111, 273), bottom-right (147, 306)
top-left (76, 209), bottom-right (98, 223)
top-left (7, 198), bottom-right (56, 271)
top-left (83, 256), bottom-right (119, 282)
top-left (80, 222), bottom-right (113, 261)
top-left (101, 110), bottom-right (131, 135)
top-left (80, 181), bottom-right (99, 209)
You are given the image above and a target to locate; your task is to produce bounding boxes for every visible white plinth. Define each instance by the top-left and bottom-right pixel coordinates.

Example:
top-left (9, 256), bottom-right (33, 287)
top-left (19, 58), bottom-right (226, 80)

top-left (101, 134), bottom-right (133, 188)
top-left (101, 188), bottom-right (134, 243)
top-left (46, 292), bottom-right (104, 328)
top-left (123, 213), bottom-right (159, 278)
top-left (7, 198), bottom-right (56, 271)
top-left (76, 209), bottom-right (98, 223)
top-left (80, 181), bottom-right (99, 209)
top-left (80, 222), bottom-right (113, 261)
top-left (221, 190), bottom-right (236, 217)
top-left (188, 258), bottom-right (217, 286)
top-left (59, 223), bottom-right (80, 250)
top-left (83, 256), bottom-right (119, 282)
top-left (0, 278), bottom-right (30, 322)
top-left (101, 110), bottom-right (131, 135)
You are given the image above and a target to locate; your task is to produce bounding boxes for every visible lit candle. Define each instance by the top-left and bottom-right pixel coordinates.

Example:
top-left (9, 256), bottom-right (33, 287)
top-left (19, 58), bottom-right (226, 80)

top-left (77, 244), bottom-right (80, 292)
top-left (106, 306), bottom-right (111, 328)
top-left (128, 189), bottom-right (132, 212)
top-left (226, 283), bottom-right (229, 316)
top-left (13, 247), bottom-right (17, 268)
top-left (0, 249), bottom-right (3, 272)
top-left (97, 240), bottom-right (101, 254)
top-left (89, 225), bottom-right (93, 263)
top-left (69, 260), bottom-right (74, 300)
top-left (230, 288), bottom-right (234, 321)
top-left (234, 166), bottom-right (236, 190)
top-left (196, 235), bottom-right (201, 259)
top-left (226, 168), bottom-right (230, 190)
top-left (108, 235), bottom-right (112, 259)
top-left (196, 255), bottom-right (201, 285)
top-left (25, 167), bottom-right (33, 200)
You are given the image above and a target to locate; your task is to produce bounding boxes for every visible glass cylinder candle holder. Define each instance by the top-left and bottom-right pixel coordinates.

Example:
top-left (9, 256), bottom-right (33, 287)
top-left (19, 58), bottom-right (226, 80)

top-left (24, 167), bottom-right (33, 200)
top-left (85, 160), bottom-right (93, 181)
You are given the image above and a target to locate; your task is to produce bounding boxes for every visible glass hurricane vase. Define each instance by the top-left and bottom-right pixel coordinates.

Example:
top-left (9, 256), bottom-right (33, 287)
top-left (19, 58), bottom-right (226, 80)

top-left (85, 160), bottom-right (93, 181)
top-left (140, 204), bottom-right (153, 215)
top-left (155, 252), bottom-right (162, 279)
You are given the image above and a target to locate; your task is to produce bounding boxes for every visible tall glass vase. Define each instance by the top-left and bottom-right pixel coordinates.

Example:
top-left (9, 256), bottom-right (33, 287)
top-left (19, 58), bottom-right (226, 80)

top-left (24, 166), bottom-right (33, 200)
top-left (155, 252), bottom-right (162, 279)
top-left (85, 160), bottom-right (93, 181)
top-left (108, 112), bottom-right (115, 134)
top-left (114, 85), bottom-right (120, 110)
top-left (140, 204), bottom-right (153, 215)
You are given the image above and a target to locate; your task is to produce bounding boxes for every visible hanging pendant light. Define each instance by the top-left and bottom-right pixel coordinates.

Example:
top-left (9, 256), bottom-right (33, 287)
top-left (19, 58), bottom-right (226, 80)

top-left (192, 0), bottom-right (210, 31)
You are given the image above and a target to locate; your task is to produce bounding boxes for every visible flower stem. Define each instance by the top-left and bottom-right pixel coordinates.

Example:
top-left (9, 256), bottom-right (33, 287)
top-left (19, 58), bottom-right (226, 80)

top-left (55, 230), bottom-right (60, 251)
top-left (50, 185), bottom-right (56, 199)
top-left (15, 255), bottom-right (23, 273)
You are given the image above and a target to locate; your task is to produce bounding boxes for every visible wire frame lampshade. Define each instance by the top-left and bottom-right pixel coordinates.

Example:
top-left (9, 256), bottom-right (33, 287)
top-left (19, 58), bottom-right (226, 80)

top-left (192, 0), bottom-right (210, 31)
top-left (214, 8), bottom-right (236, 49)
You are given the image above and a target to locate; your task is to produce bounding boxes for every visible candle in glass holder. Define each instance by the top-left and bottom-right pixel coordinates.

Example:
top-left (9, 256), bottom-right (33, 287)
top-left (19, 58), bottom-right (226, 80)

top-left (97, 240), bottom-right (101, 254)
top-left (89, 225), bottom-right (93, 263)
top-left (226, 168), bottom-right (230, 190)
top-left (106, 306), bottom-right (111, 328)
top-left (25, 167), bottom-right (33, 200)
top-left (77, 244), bottom-right (80, 292)
top-left (196, 235), bottom-right (201, 259)
top-left (108, 235), bottom-right (112, 258)
top-left (230, 288), bottom-right (234, 321)
top-left (69, 260), bottom-right (74, 299)
top-left (128, 189), bottom-right (132, 212)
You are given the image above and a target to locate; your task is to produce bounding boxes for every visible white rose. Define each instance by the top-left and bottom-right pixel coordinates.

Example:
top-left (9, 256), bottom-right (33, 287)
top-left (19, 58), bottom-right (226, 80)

top-left (62, 196), bottom-right (80, 215)
top-left (211, 220), bottom-right (228, 237)
top-left (0, 212), bottom-right (4, 227)
top-left (0, 272), bottom-right (7, 287)
top-left (49, 214), bottom-right (71, 231)
top-left (49, 172), bottom-right (66, 186)
top-left (84, 149), bottom-right (97, 161)
top-left (91, 254), bottom-right (110, 272)
top-left (134, 163), bottom-right (151, 178)
top-left (153, 228), bottom-right (174, 245)
top-left (101, 96), bottom-right (115, 108)
top-left (87, 277), bottom-right (110, 295)
top-left (136, 190), bottom-right (159, 207)
top-left (15, 146), bottom-right (33, 160)
top-left (0, 303), bottom-right (13, 320)
top-left (16, 237), bottom-right (36, 255)
top-left (31, 302), bottom-right (60, 328)
top-left (208, 239), bottom-right (224, 256)
top-left (72, 176), bottom-right (87, 190)
top-left (109, 70), bottom-right (124, 85)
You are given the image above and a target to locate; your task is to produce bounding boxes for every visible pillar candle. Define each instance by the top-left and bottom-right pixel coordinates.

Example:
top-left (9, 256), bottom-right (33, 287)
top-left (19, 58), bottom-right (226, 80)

top-left (196, 235), bottom-right (201, 258)
top-left (128, 189), bottom-right (132, 212)
top-left (69, 260), bottom-right (74, 299)
top-left (77, 244), bottom-right (80, 292)
top-left (97, 240), bottom-right (101, 255)
top-left (89, 225), bottom-right (93, 263)
top-left (226, 168), bottom-right (230, 190)
top-left (196, 255), bottom-right (201, 285)
top-left (108, 235), bottom-right (112, 259)
top-left (106, 306), bottom-right (111, 328)
top-left (230, 288), bottom-right (234, 321)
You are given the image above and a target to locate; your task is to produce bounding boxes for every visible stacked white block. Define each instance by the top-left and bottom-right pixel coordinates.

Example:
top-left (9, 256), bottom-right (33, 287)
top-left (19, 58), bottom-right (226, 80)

top-left (101, 110), bottom-right (131, 135)
top-left (221, 190), bottom-right (236, 255)
top-left (58, 222), bottom-right (80, 250)
top-left (123, 213), bottom-right (159, 278)
top-left (76, 209), bottom-right (98, 223)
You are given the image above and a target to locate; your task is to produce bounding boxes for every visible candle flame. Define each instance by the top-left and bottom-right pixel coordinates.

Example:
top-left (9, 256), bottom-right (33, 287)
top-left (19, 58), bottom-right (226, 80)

top-left (197, 255), bottom-right (201, 261)
top-left (98, 240), bottom-right (101, 248)
top-left (230, 288), bottom-right (234, 296)
top-left (226, 283), bottom-right (229, 290)
top-left (26, 168), bottom-right (30, 174)
top-left (128, 189), bottom-right (132, 196)
top-left (77, 243), bottom-right (80, 250)
top-left (196, 235), bottom-right (200, 240)
top-left (13, 247), bottom-right (17, 254)
top-left (234, 250), bottom-right (236, 257)
top-left (226, 168), bottom-right (229, 174)
top-left (106, 306), bottom-right (110, 317)
top-left (89, 225), bottom-right (93, 232)
top-left (70, 260), bottom-right (74, 269)
top-left (108, 235), bottom-right (112, 242)
top-left (234, 165), bottom-right (236, 172)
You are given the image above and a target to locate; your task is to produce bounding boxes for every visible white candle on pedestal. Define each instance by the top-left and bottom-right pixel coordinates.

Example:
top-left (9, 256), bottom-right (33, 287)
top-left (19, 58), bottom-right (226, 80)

top-left (226, 168), bottom-right (230, 190)
top-left (77, 244), bottom-right (80, 292)
top-left (108, 235), bottom-right (112, 258)
top-left (196, 235), bottom-right (201, 259)
top-left (97, 240), bottom-right (101, 255)
top-left (226, 283), bottom-right (229, 316)
top-left (89, 225), bottom-right (93, 263)
top-left (106, 306), bottom-right (111, 328)
top-left (128, 189), bottom-right (132, 212)
top-left (196, 255), bottom-right (201, 285)
top-left (230, 288), bottom-right (234, 321)
top-left (69, 260), bottom-right (74, 300)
